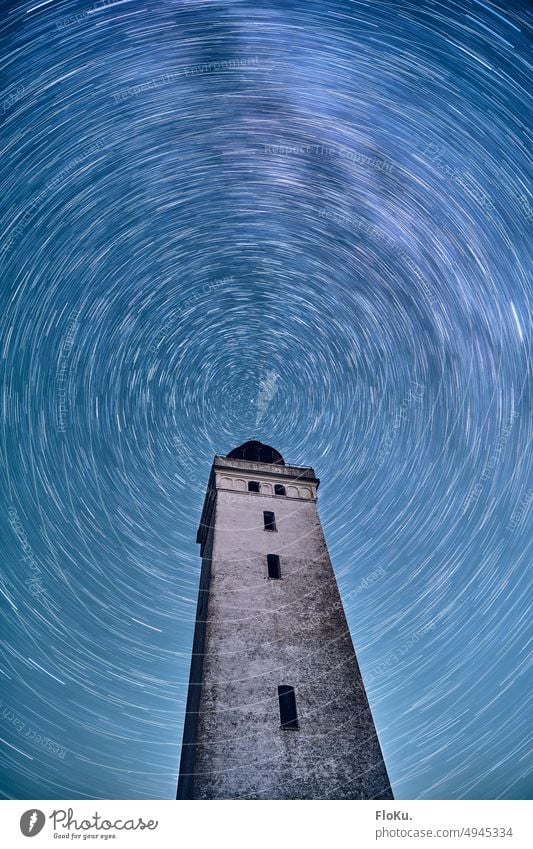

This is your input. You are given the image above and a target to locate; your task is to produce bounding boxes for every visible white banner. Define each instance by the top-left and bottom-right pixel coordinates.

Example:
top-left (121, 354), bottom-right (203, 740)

top-left (0, 800), bottom-right (531, 849)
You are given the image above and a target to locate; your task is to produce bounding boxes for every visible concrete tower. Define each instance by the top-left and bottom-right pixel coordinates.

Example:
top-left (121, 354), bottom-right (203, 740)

top-left (177, 440), bottom-right (393, 800)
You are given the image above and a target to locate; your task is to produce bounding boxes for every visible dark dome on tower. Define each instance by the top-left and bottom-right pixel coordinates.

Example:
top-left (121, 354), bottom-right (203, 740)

top-left (226, 440), bottom-right (285, 465)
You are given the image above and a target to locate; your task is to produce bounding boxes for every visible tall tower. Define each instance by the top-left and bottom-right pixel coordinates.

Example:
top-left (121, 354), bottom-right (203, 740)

top-left (177, 440), bottom-right (393, 800)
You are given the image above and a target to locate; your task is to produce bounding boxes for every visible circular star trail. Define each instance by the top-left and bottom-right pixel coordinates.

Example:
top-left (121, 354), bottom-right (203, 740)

top-left (0, 0), bottom-right (531, 800)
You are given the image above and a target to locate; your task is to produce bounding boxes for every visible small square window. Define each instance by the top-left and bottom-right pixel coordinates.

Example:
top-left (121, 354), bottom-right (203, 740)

top-left (274, 484), bottom-right (286, 496)
top-left (248, 481), bottom-right (260, 492)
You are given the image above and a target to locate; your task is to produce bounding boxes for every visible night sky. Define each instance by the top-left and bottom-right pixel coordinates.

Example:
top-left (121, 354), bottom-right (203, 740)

top-left (0, 0), bottom-right (531, 800)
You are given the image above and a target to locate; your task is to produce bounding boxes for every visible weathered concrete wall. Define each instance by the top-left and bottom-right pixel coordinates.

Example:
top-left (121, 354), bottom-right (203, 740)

top-left (176, 515), bottom-right (214, 800)
top-left (179, 457), bottom-right (393, 799)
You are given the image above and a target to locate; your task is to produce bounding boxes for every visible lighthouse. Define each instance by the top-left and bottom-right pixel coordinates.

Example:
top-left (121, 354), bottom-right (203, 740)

top-left (177, 440), bottom-right (393, 799)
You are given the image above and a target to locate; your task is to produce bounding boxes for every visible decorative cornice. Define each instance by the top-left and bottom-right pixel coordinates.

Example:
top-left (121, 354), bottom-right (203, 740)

top-left (213, 455), bottom-right (319, 484)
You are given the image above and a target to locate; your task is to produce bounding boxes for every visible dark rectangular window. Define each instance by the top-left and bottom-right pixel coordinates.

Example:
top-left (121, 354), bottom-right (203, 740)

top-left (274, 484), bottom-right (286, 496)
top-left (278, 685), bottom-right (298, 728)
top-left (248, 481), bottom-right (260, 492)
top-left (263, 511), bottom-right (276, 531)
top-left (267, 554), bottom-right (281, 579)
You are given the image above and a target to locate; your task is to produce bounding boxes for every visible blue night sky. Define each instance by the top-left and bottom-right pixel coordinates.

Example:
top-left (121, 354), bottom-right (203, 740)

top-left (0, 0), bottom-right (531, 800)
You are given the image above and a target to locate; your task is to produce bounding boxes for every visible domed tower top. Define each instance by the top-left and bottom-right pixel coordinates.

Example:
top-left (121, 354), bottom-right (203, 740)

top-left (226, 440), bottom-right (285, 465)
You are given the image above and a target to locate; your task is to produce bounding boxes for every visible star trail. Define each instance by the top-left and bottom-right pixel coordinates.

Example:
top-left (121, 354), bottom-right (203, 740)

top-left (0, 0), bottom-right (531, 800)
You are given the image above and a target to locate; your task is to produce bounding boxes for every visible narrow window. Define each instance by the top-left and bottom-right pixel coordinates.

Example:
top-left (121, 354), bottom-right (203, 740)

top-left (267, 554), bottom-right (281, 579)
top-left (278, 685), bottom-right (298, 728)
top-left (248, 481), bottom-right (260, 492)
top-left (274, 484), bottom-right (286, 496)
top-left (263, 511), bottom-right (276, 531)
